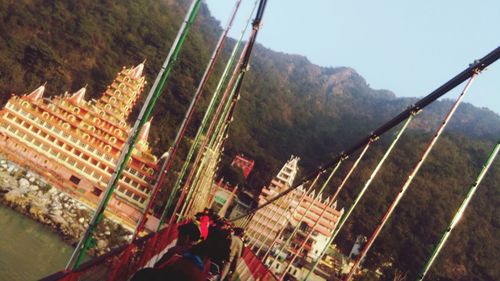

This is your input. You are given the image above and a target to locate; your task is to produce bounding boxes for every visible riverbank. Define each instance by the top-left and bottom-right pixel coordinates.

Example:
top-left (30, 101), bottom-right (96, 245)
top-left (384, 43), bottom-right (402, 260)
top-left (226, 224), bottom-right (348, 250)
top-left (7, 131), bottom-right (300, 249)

top-left (0, 155), bottom-right (132, 256)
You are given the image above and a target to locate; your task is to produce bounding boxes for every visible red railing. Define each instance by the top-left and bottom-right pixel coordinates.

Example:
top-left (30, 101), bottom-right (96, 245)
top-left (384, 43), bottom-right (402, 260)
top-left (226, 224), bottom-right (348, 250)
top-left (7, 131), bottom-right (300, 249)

top-left (40, 225), bottom-right (178, 281)
top-left (236, 247), bottom-right (278, 281)
top-left (40, 224), bottom-right (277, 281)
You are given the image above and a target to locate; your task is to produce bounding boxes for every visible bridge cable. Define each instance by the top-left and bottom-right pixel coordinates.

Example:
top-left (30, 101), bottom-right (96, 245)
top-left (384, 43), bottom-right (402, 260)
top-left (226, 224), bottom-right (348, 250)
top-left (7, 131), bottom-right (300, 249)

top-left (175, 35), bottom-right (247, 222)
top-left (330, 140), bottom-right (373, 203)
top-left (157, 0), bottom-right (259, 227)
top-left (269, 141), bottom-right (370, 274)
top-left (129, 0), bottom-right (244, 240)
top-left (269, 158), bottom-right (345, 269)
top-left (248, 192), bottom-right (291, 249)
top-left (182, 0), bottom-right (271, 218)
top-left (416, 141), bottom-right (499, 281)
top-left (343, 73), bottom-right (479, 281)
top-left (280, 194), bottom-right (339, 280)
top-left (170, 0), bottom-right (269, 225)
top-left (181, 82), bottom-right (246, 218)
top-left (303, 114), bottom-right (414, 280)
top-left (229, 47), bottom-right (500, 223)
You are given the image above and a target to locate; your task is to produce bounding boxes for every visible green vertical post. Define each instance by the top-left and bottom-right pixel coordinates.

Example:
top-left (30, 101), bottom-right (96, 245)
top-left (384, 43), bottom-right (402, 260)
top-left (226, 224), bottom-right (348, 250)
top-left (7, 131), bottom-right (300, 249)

top-left (65, 0), bottom-right (203, 270)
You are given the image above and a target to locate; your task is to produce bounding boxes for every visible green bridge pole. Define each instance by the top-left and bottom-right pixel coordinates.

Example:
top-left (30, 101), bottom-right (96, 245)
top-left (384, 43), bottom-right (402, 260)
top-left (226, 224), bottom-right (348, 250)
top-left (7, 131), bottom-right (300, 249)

top-left (65, 0), bottom-right (203, 269)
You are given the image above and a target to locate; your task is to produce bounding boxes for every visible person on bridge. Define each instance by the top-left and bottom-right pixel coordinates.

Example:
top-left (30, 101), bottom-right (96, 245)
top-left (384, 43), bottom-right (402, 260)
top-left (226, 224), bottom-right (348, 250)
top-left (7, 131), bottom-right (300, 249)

top-left (131, 217), bottom-right (231, 281)
top-left (154, 221), bottom-right (201, 268)
top-left (220, 227), bottom-right (244, 281)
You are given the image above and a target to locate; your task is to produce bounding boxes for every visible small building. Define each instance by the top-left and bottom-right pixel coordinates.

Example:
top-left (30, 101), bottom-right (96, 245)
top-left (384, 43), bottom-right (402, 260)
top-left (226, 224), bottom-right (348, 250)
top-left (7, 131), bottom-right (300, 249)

top-left (231, 154), bottom-right (255, 178)
top-left (209, 178), bottom-right (238, 217)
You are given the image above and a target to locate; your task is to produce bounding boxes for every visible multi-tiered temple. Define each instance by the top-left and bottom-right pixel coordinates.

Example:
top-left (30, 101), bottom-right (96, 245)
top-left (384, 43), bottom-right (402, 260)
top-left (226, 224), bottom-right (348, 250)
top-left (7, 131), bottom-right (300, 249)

top-left (0, 63), bottom-right (158, 229)
top-left (246, 156), bottom-right (344, 280)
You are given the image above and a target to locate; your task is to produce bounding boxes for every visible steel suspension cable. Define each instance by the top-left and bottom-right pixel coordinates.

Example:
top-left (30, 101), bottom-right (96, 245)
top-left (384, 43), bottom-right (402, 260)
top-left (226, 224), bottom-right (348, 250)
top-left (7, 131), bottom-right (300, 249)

top-left (171, 0), bottom-right (269, 224)
top-left (197, 121), bottom-right (234, 211)
top-left (180, 81), bottom-right (242, 218)
top-left (65, 0), bottom-right (203, 269)
top-left (237, 215), bottom-right (251, 228)
top-left (344, 74), bottom-right (479, 281)
top-left (176, 56), bottom-right (246, 222)
top-left (130, 0), bottom-right (243, 239)
top-left (261, 173), bottom-right (322, 259)
top-left (416, 141), bottom-right (499, 281)
top-left (303, 115), bottom-right (414, 280)
top-left (229, 47), bottom-right (500, 223)
top-left (157, 0), bottom-right (259, 227)
top-left (330, 141), bottom-right (372, 203)
top-left (207, 82), bottom-right (241, 150)
top-left (178, 125), bottom-right (232, 219)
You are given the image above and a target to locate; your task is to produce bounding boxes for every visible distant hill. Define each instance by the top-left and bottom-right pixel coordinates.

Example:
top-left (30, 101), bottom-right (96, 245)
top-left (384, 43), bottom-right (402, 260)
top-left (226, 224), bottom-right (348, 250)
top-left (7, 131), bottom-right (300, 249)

top-left (0, 1), bottom-right (499, 280)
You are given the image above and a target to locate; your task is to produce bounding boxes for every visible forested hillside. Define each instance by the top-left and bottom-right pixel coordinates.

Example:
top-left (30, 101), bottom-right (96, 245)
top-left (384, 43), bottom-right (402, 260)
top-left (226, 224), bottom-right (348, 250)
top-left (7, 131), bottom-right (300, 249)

top-left (0, 0), bottom-right (499, 280)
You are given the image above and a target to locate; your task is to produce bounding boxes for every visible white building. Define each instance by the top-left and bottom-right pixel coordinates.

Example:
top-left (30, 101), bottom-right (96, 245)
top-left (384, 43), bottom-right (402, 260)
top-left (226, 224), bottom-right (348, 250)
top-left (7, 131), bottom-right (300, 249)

top-left (246, 156), bottom-right (344, 280)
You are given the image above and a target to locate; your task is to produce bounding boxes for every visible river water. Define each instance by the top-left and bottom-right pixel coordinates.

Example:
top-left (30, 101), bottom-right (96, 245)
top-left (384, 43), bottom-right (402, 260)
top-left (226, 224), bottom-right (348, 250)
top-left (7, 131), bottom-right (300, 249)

top-left (0, 204), bottom-right (74, 281)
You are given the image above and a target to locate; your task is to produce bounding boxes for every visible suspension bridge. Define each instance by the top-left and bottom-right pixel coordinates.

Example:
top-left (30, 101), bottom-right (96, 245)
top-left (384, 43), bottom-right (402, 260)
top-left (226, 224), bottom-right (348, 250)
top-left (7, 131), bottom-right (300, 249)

top-left (23, 0), bottom-right (499, 280)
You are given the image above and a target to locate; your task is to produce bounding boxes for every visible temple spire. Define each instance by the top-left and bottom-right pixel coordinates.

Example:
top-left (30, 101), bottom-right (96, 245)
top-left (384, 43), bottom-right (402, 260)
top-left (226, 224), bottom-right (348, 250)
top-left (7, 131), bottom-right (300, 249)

top-left (26, 84), bottom-right (45, 101)
top-left (130, 62), bottom-right (145, 79)
top-left (69, 87), bottom-right (86, 104)
top-left (276, 155), bottom-right (300, 188)
top-left (138, 117), bottom-right (152, 143)
top-left (94, 63), bottom-right (147, 122)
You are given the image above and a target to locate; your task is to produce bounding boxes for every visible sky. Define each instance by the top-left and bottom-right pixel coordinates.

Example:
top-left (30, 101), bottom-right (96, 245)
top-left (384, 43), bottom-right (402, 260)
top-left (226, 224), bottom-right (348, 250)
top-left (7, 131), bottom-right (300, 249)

top-left (205, 0), bottom-right (500, 114)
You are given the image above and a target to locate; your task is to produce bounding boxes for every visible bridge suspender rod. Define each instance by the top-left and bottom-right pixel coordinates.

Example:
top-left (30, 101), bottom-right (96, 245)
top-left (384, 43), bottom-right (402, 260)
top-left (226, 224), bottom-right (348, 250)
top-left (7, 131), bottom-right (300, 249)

top-left (157, 0), bottom-right (259, 228)
top-left (330, 141), bottom-right (372, 203)
top-left (344, 73), bottom-right (479, 281)
top-left (259, 173), bottom-right (321, 258)
top-left (416, 142), bottom-right (500, 281)
top-left (303, 115), bottom-right (413, 281)
top-left (130, 0), bottom-right (243, 239)
top-left (176, 73), bottom-right (245, 221)
top-left (230, 47), bottom-right (500, 223)
top-left (169, 0), bottom-right (269, 226)
top-left (271, 141), bottom-right (369, 275)
top-left (178, 0), bottom-right (267, 218)
top-left (181, 73), bottom-right (246, 218)
top-left (178, 75), bottom-right (244, 219)
top-left (65, 0), bottom-right (203, 270)
top-left (179, 116), bottom-right (234, 218)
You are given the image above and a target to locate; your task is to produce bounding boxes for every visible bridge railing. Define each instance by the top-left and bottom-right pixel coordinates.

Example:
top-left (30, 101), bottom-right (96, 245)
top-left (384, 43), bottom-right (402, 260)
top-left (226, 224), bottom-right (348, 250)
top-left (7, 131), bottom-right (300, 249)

top-left (235, 247), bottom-right (278, 281)
top-left (40, 224), bottom-right (277, 281)
top-left (40, 225), bottom-right (178, 281)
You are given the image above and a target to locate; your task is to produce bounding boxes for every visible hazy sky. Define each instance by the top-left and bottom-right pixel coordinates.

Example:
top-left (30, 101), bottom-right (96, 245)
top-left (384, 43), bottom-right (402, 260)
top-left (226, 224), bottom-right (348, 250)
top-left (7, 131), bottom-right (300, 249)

top-left (205, 0), bottom-right (500, 114)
